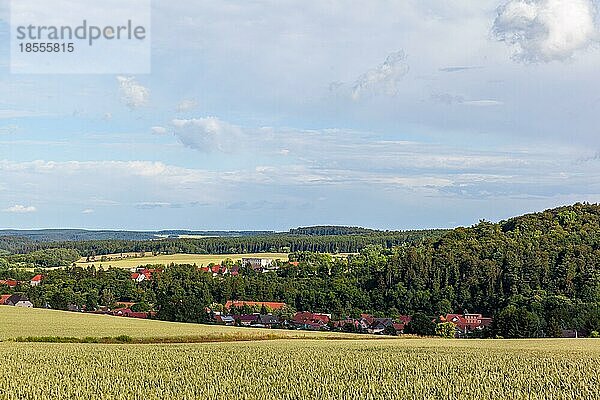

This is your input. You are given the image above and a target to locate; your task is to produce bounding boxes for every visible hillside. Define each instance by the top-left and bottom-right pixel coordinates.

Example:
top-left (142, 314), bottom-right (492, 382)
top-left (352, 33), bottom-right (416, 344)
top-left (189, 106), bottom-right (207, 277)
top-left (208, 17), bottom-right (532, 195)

top-left (0, 306), bottom-right (359, 342)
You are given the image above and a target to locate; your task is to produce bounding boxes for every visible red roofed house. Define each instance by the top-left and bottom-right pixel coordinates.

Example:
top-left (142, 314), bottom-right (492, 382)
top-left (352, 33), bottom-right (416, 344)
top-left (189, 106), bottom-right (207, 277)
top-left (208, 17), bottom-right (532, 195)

top-left (225, 300), bottom-right (286, 311)
top-left (200, 265), bottom-right (227, 276)
top-left (293, 312), bottom-right (331, 330)
top-left (0, 279), bottom-right (18, 288)
top-left (111, 308), bottom-right (149, 319)
top-left (440, 313), bottom-right (492, 336)
top-left (394, 315), bottom-right (412, 332)
top-left (131, 272), bottom-right (146, 283)
top-left (30, 274), bottom-right (43, 287)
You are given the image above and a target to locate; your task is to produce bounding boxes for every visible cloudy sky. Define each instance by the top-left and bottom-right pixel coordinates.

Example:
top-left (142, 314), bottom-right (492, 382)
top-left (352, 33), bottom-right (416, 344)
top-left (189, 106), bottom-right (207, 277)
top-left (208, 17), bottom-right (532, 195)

top-left (1, 0), bottom-right (600, 230)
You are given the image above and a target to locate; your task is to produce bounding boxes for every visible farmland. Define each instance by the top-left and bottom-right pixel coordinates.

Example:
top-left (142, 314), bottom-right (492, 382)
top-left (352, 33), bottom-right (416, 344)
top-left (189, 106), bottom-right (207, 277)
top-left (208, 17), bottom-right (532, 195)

top-left (1, 339), bottom-right (599, 399)
top-left (75, 252), bottom-right (289, 269)
top-left (0, 306), bottom-right (356, 342)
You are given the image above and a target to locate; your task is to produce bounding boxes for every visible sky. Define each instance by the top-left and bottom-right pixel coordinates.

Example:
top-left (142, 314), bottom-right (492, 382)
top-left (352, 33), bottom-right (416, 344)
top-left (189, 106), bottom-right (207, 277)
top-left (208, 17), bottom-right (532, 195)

top-left (1, 0), bottom-right (600, 231)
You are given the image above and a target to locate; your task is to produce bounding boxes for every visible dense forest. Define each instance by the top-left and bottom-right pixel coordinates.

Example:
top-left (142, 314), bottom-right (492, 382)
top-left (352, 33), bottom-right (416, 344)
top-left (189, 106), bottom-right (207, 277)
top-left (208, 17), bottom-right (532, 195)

top-left (2, 203), bottom-right (600, 337)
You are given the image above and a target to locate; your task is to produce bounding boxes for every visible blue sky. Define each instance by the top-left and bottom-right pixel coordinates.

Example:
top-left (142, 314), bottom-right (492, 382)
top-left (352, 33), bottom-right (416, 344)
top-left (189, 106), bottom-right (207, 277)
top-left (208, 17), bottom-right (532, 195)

top-left (1, 0), bottom-right (600, 230)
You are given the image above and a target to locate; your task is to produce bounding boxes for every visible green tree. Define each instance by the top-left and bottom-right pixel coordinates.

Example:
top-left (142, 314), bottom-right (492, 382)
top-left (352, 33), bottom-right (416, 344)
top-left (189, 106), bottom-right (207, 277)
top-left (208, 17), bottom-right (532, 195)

top-left (436, 322), bottom-right (456, 338)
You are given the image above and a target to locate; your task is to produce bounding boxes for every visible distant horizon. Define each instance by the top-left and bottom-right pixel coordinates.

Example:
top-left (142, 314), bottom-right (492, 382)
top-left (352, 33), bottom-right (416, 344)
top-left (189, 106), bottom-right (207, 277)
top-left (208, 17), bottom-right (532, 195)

top-left (1, 200), bottom-right (594, 233)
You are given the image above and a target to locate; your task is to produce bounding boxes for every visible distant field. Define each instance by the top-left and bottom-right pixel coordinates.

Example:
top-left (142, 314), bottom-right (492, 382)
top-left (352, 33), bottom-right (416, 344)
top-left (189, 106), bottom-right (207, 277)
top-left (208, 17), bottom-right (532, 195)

top-left (1, 339), bottom-right (599, 399)
top-left (75, 252), bottom-right (290, 269)
top-left (0, 306), bottom-right (352, 341)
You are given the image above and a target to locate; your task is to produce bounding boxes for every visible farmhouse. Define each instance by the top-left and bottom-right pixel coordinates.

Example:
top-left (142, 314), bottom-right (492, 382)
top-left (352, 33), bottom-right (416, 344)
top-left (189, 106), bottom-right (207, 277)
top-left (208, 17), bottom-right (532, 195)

top-left (440, 313), bottom-right (493, 336)
top-left (4, 294), bottom-right (33, 308)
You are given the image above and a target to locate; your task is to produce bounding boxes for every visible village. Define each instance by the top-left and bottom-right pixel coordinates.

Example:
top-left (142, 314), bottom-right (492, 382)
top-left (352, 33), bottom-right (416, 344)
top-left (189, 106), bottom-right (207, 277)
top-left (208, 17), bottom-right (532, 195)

top-left (0, 258), bottom-right (494, 338)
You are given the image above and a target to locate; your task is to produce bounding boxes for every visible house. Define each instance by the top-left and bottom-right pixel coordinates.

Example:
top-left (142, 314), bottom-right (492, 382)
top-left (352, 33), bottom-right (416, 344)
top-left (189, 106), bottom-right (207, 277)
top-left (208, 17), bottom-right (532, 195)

top-left (357, 314), bottom-right (375, 332)
top-left (289, 261), bottom-right (300, 267)
top-left (233, 314), bottom-right (260, 326)
top-left (131, 272), bottom-right (146, 283)
top-left (5, 294), bottom-right (33, 308)
top-left (200, 265), bottom-right (228, 276)
top-left (131, 268), bottom-right (159, 282)
top-left (0, 279), bottom-right (18, 288)
top-left (30, 274), bottom-right (43, 287)
top-left (225, 300), bottom-right (286, 311)
top-left (440, 313), bottom-right (493, 336)
top-left (111, 308), bottom-right (149, 319)
top-left (0, 294), bottom-right (11, 305)
top-left (252, 314), bottom-right (280, 328)
top-left (292, 312), bottom-right (331, 330)
top-left (368, 318), bottom-right (394, 334)
top-left (241, 258), bottom-right (274, 272)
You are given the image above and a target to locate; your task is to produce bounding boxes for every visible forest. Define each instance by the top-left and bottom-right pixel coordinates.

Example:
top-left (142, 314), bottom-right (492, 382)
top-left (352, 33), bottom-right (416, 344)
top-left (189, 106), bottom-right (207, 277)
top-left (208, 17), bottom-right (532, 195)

top-left (1, 229), bottom-right (445, 258)
top-left (2, 203), bottom-right (600, 338)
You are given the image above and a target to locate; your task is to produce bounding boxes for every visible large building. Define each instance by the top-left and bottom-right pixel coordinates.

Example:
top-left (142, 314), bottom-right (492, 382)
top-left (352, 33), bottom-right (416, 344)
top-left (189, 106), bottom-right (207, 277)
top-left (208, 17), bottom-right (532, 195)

top-left (241, 258), bottom-right (274, 271)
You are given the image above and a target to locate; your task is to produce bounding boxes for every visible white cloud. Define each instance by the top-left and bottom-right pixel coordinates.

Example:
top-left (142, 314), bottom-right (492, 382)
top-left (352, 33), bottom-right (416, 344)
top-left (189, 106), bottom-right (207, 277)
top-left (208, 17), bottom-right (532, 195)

top-left (351, 51), bottom-right (410, 100)
top-left (171, 117), bottom-right (243, 152)
top-left (176, 99), bottom-right (198, 112)
top-left (493, 0), bottom-right (599, 62)
top-left (81, 209), bottom-right (95, 214)
top-left (3, 205), bottom-right (36, 213)
top-left (117, 76), bottom-right (150, 109)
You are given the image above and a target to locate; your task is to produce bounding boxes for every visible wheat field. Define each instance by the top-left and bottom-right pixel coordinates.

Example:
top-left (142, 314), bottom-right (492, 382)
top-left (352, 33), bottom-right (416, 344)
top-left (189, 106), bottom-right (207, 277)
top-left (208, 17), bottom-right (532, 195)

top-left (75, 252), bottom-right (289, 269)
top-left (1, 339), bottom-right (599, 399)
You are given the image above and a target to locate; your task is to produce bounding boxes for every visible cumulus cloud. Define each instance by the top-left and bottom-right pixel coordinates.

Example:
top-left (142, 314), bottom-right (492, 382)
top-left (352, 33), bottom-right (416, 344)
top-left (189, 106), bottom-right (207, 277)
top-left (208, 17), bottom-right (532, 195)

top-left (350, 51), bottom-right (410, 100)
top-left (493, 0), bottom-right (599, 62)
top-left (171, 117), bottom-right (243, 152)
top-left (117, 76), bottom-right (150, 109)
top-left (3, 204), bottom-right (36, 213)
